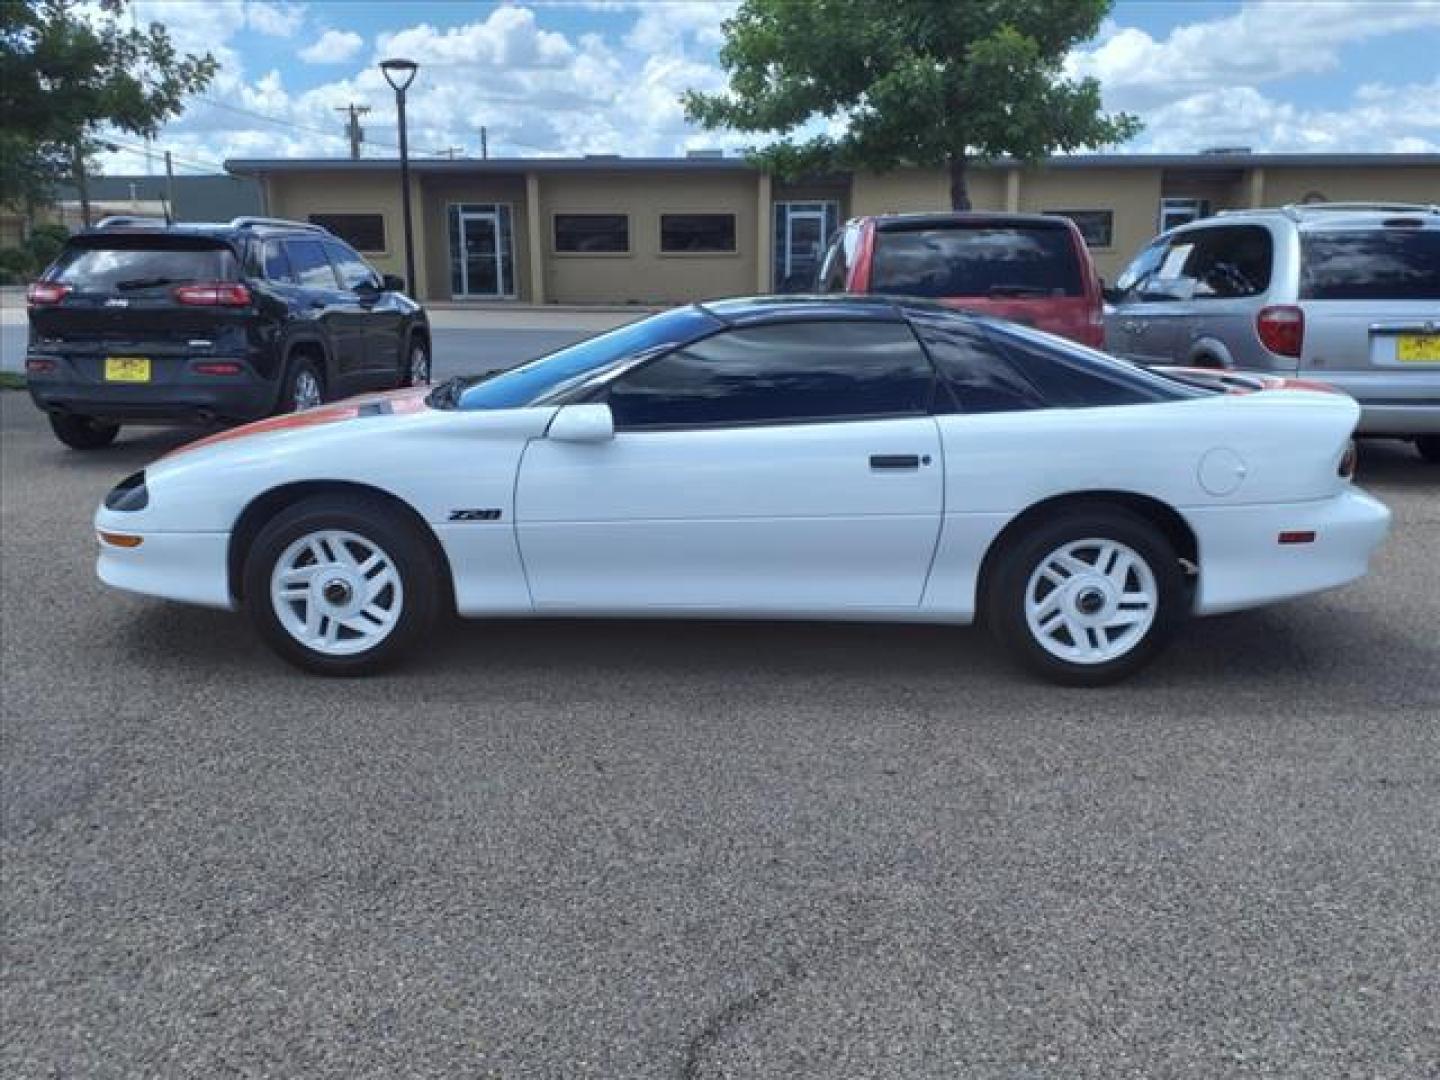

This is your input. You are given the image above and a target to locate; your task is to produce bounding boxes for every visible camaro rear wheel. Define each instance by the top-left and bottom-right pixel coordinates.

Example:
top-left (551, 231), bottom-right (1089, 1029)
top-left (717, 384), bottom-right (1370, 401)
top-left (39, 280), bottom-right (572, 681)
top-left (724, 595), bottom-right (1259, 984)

top-left (49, 413), bottom-right (119, 450)
top-left (243, 495), bottom-right (441, 675)
top-left (986, 507), bottom-right (1185, 686)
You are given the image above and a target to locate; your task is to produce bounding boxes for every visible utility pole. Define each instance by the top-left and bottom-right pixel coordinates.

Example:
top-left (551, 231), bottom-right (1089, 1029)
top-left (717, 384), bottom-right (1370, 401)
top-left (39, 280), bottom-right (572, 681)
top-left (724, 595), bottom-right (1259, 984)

top-left (335, 104), bottom-right (371, 160)
top-left (72, 143), bottom-right (91, 227)
top-left (480, 126), bottom-right (488, 160)
top-left (164, 150), bottom-right (176, 224)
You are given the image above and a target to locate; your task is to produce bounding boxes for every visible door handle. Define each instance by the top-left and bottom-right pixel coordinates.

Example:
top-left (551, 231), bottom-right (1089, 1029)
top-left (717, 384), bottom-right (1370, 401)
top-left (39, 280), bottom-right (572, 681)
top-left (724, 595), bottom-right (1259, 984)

top-left (870, 454), bottom-right (923, 470)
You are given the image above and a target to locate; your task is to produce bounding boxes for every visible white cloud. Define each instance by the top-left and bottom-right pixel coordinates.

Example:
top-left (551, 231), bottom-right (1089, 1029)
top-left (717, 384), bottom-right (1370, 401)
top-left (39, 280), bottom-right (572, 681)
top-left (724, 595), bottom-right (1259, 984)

top-left (1067, 0), bottom-right (1440, 112)
top-left (93, 0), bottom-right (1440, 175)
top-left (299, 29), bottom-right (363, 65)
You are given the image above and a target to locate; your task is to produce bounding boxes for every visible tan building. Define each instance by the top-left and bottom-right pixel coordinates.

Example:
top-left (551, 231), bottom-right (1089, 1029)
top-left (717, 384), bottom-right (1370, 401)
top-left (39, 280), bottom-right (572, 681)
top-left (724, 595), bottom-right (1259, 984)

top-left (226, 152), bottom-right (1440, 304)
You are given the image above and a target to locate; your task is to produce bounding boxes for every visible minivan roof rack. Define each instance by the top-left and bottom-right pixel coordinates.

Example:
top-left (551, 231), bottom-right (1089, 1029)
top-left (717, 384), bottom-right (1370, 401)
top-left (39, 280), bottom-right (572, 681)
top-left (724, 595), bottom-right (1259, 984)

top-left (227, 216), bottom-right (328, 232)
top-left (1282, 201), bottom-right (1440, 216)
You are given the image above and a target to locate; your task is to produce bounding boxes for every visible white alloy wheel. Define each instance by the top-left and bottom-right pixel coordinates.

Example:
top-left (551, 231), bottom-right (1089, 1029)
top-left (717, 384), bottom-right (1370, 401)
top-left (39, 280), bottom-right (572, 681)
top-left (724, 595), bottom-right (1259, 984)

top-left (1024, 538), bottom-right (1158, 665)
top-left (292, 369), bottom-right (323, 411)
top-left (269, 529), bottom-right (404, 656)
top-left (410, 343), bottom-right (431, 385)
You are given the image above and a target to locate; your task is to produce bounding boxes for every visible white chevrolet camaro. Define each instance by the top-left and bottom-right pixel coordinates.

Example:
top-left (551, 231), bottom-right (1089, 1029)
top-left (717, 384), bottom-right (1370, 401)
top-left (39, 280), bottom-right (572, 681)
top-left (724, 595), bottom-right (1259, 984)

top-left (94, 296), bottom-right (1390, 684)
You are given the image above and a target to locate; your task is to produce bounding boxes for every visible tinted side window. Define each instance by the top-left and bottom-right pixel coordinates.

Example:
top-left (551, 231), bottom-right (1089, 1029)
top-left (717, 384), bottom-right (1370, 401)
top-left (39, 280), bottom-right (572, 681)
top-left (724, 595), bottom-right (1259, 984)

top-left (263, 241), bottom-right (295, 283)
top-left (286, 240), bottom-right (339, 289)
top-left (906, 310), bottom-right (1046, 413)
top-left (1301, 229), bottom-right (1440, 300)
top-left (325, 240), bottom-right (378, 290)
top-left (605, 321), bottom-right (933, 428)
top-left (870, 225), bottom-right (1082, 298)
top-left (990, 324), bottom-right (1195, 407)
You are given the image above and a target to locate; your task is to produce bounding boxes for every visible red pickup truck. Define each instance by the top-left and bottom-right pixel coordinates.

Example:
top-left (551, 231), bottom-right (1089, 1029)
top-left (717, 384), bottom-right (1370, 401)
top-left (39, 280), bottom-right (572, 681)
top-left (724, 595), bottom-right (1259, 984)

top-left (814, 212), bottom-right (1106, 348)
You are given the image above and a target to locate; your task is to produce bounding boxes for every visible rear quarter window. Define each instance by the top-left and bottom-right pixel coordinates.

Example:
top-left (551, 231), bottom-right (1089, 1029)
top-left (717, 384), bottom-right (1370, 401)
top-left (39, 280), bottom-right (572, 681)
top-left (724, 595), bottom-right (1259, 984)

top-left (1300, 229), bottom-right (1440, 300)
top-left (870, 224), bottom-right (1082, 298)
top-left (50, 244), bottom-right (236, 290)
top-left (987, 323), bottom-right (1205, 407)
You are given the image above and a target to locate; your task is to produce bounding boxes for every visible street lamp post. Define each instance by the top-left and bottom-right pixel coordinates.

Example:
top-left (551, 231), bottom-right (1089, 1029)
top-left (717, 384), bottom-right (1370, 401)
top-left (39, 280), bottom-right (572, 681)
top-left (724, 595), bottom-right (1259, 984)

top-left (380, 58), bottom-right (419, 297)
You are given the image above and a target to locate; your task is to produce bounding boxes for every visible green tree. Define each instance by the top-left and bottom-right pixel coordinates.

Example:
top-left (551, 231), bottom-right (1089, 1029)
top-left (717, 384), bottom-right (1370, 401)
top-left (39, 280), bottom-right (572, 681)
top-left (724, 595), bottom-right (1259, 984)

top-left (0, 0), bottom-right (216, 216)
top-left (684, 0), bottom-right (1141, 209)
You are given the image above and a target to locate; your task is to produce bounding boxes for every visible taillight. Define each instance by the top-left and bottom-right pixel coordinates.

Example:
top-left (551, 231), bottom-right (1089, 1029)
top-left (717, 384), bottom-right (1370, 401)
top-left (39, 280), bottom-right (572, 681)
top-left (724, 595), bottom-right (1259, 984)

top-left (192, 361), bottom-right (243, 376)
top-left (173, 282), bottom-right (251, 306)
top-left (26, 281), bottom-right (71, 306)
top-left (25, 358), bottom-right (56, 374)
top-left (1257, 305), bottom-right (1304, 358)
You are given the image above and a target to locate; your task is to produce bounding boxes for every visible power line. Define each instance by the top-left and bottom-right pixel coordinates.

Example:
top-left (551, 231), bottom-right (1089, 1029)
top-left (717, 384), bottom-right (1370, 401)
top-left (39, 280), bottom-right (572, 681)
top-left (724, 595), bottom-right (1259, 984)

top-left (193, 94), bottom-right (454, 157)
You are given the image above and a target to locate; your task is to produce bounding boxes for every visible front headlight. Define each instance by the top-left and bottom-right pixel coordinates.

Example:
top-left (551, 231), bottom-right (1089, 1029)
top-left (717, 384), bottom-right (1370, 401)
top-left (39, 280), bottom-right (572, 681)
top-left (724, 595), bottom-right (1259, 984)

top-left (104, 470), bottom-right (149, 512)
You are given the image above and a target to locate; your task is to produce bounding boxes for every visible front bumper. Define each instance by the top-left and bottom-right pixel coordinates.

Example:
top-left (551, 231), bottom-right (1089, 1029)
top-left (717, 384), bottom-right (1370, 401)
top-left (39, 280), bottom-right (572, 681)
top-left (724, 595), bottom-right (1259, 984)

top-left (95, 526), bottom-right (235, 610)
top-left (1188, 487), bottom-right (1391, 616)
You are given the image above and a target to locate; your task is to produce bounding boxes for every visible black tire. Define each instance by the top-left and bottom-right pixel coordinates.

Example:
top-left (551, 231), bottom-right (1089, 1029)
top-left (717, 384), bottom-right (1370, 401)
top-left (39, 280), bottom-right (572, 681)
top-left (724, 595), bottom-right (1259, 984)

top-left (242, 494), bottom-right (443, 675)
top-left (278, 355), bottom-right (325, 413)
top-left (1416, 435), bottom-right (1440, 464)
top-left (984, 505), bottom-right (1186, 686)
top-left (49, 413), bottom-right (120, 450)
top-left (399, 337), bottom-right (430, 388)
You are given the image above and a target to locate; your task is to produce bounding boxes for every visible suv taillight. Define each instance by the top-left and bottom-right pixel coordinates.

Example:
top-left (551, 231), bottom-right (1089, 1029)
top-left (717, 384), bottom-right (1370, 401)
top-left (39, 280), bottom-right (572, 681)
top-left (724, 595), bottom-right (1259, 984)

top-left (1257, 305), bottom-right (1304, 358)
top-left (26, 282), bottom-right (71, 306)
top-left (173, 282), bottom-right (251, 307)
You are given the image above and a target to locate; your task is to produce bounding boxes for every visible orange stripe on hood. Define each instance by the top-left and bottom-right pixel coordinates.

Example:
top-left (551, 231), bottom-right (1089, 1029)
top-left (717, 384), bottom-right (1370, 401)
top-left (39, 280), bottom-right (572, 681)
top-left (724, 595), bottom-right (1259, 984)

top-left (166, 386), bottom-right (431, 457)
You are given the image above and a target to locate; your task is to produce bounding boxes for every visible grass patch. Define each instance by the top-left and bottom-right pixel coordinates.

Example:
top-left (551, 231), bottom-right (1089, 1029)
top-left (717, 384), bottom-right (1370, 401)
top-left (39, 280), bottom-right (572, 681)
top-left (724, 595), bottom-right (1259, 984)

top-left (0, 372), bottom-right (27, 390)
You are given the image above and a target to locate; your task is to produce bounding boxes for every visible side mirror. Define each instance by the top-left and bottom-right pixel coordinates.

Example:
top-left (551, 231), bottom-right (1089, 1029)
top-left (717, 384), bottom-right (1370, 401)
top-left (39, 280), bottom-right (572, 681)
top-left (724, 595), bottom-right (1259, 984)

top-left (1102, 285), bottom-right (1122, 304)
top-left (382, 273), bottom-right (406, 293)
top-left (547, 402), bottom-right (614, 443)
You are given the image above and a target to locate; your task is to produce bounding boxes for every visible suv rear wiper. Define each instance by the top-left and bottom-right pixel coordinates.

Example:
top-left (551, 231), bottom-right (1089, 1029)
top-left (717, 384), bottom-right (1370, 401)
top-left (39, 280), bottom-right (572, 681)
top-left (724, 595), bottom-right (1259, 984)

top-left (986, 284), bottom-right (1052, 298)
top-left (114, 276), bottom-right (185, 291)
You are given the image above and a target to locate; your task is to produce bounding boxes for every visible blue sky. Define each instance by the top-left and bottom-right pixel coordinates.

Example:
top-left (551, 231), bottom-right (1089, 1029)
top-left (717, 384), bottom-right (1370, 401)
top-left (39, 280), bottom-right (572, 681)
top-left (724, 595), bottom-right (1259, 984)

top-left (105, 1), bottom-right (1440, 174)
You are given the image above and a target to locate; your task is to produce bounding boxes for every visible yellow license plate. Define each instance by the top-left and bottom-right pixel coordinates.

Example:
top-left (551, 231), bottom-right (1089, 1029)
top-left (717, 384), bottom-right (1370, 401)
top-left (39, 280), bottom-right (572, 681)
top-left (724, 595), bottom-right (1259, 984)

top-left (105, 356), bottom-right (150, 382)
top-left (1396, 335), bottom-right (1440, 363)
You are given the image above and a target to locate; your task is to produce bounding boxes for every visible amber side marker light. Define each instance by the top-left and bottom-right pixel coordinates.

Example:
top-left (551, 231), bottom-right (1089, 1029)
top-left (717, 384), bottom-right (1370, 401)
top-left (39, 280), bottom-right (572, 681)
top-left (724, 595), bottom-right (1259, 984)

top-left (1278, 531), bottom-right (1317, 545)
top-left (98, 531), bottom-right (143, 548)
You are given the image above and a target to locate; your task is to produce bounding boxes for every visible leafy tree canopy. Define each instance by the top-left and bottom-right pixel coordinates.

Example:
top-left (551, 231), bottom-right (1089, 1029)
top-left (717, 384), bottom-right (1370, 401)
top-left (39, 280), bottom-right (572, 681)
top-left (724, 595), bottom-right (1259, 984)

top-left (684, 0), bottom-right (1141, 209)
top-left (0, 0), bottom-right (216, 209)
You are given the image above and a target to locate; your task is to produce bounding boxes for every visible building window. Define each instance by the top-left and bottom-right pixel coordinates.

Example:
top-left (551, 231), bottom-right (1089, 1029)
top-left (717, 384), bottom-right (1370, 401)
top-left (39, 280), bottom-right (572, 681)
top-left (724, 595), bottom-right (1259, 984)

top-left (660, 213), bottom-right (737, 253)
top-left (1046, 209), bottom-right (1113, 248)
top-left (308, 213), bottom-right (386, 253)
top-left (773, 201), bottom-right (839, 290)
top-left (554, 213), bottom-right (629, 254)
top-left (1159, 198), bottom-right (1210, 233)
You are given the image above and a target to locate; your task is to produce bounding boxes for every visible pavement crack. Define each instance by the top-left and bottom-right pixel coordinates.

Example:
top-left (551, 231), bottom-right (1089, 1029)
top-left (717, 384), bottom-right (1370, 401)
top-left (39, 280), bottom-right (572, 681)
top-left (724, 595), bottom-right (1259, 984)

top-left (680, 956), bottom-right (805, 1080)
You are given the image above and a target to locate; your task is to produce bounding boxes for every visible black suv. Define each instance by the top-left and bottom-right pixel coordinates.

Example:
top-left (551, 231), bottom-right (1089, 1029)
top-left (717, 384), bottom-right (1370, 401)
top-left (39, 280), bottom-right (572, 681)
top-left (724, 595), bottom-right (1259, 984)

top-left (25, 216), bottom-right (430, 449)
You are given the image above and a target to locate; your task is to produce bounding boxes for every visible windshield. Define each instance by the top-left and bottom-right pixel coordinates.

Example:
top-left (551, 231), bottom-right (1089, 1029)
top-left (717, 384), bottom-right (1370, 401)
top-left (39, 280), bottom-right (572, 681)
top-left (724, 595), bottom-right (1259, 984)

top-left (452, 305), bottom-right (722, 410)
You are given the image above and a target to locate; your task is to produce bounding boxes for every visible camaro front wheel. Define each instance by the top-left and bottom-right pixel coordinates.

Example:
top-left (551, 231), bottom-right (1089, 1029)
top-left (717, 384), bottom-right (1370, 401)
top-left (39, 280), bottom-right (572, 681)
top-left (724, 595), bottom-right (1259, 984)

top-left (242, 495), bottom-right (442, 675)
top-left (985, 507), bottom-right (1186, 686)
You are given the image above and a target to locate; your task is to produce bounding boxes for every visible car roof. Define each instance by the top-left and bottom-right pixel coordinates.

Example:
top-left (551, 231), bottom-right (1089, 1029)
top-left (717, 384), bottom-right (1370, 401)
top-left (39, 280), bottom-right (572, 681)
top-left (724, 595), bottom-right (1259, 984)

top-left (863, 212), bottom-right (1075, 232)
top-left (1209, 203), bottom-right (1440, 232)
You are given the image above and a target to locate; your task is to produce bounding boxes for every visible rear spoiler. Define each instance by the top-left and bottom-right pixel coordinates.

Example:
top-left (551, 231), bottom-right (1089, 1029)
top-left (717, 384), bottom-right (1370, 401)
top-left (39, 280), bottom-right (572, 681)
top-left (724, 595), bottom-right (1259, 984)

top-left (1153, 365), bottom-right (1342, 395)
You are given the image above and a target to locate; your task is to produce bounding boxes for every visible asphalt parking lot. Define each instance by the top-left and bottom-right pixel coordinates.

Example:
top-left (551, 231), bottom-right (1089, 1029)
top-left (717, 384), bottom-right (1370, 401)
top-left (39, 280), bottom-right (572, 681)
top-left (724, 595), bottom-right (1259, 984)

top-left (2, 355), bottom-right (1438, 1077)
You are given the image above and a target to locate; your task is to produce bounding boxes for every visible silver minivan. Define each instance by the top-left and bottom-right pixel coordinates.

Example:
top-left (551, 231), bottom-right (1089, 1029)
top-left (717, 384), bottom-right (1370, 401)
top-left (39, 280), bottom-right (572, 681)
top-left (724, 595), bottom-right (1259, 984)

top-left (1105, 202), bottom-right (1440, 461)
